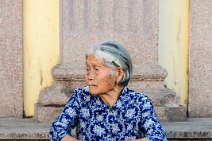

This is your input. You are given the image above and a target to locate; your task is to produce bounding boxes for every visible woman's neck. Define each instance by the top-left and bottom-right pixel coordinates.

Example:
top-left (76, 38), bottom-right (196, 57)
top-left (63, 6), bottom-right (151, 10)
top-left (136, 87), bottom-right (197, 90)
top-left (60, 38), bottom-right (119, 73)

top-left (99, 85), bottom-right (124, 107)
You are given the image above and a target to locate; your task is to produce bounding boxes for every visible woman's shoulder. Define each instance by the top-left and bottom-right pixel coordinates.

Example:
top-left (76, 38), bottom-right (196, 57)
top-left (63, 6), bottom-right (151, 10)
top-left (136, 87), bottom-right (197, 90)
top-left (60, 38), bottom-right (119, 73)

top-left (73, 86), bottom-right (89, 93)
top-left (69, 86), bottom-right (92, 101)
top-left (72, 86), bottom-right (90, 96)
top-left (127, 87), bottom-right (152, 102)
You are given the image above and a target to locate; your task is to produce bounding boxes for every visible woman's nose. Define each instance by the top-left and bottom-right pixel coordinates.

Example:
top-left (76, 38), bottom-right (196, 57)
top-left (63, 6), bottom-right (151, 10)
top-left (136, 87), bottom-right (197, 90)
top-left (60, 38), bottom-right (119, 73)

top-left (87, 71), bottom-right (94, 80)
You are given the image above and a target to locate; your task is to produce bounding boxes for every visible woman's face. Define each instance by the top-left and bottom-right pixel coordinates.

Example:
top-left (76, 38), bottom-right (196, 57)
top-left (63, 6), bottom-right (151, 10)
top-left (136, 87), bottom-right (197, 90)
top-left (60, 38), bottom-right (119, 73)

top-left (85, 54), bottom-right (117, 95)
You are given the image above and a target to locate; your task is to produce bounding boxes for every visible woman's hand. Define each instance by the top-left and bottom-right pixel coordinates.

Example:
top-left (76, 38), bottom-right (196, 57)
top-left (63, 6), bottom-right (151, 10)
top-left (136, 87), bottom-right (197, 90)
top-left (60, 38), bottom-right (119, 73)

top-left (124, 138), bottom-right (149, 141)
top-left (61, 135), bottom-right (80, 141)
top-left (138, 138), bottom-right (149, 141)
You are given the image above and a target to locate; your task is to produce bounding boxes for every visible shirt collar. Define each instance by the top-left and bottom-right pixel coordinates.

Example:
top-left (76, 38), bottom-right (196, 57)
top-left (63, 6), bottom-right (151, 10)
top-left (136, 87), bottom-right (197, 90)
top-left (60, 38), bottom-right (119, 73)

top-left (90, 86), bottom-right (131, 112)
top-left (113, 86), bottom-right (131, 112)
top-left (91, 95), bottom-right (109, 112)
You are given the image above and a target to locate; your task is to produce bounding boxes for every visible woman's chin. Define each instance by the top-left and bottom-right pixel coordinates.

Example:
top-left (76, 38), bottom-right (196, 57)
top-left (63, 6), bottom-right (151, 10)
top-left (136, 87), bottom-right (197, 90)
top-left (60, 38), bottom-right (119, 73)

top-left (89, 86), bottom-right (98, 94)
top-left (89, 89), bottom-right (99, 95)
top-left (90, 89), bottom-right (99, 95)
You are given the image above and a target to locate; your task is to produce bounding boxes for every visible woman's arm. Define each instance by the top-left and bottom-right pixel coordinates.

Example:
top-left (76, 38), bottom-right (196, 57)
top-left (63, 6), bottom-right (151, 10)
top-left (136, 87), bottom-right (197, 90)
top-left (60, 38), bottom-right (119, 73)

top-left (61, 135), bottom-right (80, 141)
top-left (49, 90), bottom-right (80, 141)
top-left (140, 97), bottom-right (167, 141)
top-left (125, 138), bottom-right (149, 141)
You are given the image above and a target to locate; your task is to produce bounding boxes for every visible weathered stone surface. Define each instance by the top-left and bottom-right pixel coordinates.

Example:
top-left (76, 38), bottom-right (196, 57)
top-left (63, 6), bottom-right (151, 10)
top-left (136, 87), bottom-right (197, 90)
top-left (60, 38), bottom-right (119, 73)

top-left (50, 63), bottom-right (168, 93)
top-left (164, 118), bottom-right (212, 139)
top-left (0, 0), bottom-right (23, 117)
top-left (39, 84), bottom-right (70, 106)
top-left (155, 106), bottom-right (186, 122)
top-left (52, 64), bottom-right (167, 81)
top-left (62, 0), bottom-right (159, 66)
top-left (34, 104), bottom-right (63, 123)
top-left (0, 118), bottom-right (50, 139)
top-left (190, 0), bottom-right (212, 117)
top-left (51, 64), bottom-right (167, 91)
top-left (51, 65), bottom-right (85, 81)
top-left (132, 64), bottom-right (167, 81)
top-left (128, 81), bottom-right (165, 91)
top-left (142, 89), bottom-right (180, 107)
top-left (135, 87), bottom-right (186, 121)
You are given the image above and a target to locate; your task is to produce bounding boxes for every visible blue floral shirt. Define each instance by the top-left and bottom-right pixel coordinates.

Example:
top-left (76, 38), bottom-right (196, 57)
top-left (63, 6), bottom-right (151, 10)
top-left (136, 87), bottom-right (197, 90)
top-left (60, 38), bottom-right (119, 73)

top-left (49, 86), bottom-right (167, 141)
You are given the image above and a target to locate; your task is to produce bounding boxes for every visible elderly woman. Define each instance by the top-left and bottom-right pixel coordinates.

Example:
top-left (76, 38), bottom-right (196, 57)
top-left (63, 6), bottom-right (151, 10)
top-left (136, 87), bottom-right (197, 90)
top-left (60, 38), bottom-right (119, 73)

top-left (49, 41), bottom-right (167, 141)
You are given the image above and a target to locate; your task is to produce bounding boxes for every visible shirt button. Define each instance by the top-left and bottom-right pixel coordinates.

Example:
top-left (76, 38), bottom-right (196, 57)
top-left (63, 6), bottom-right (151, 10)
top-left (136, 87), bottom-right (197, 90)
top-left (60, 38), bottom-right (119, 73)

top-left (108, 115), bottom-right (114, 122)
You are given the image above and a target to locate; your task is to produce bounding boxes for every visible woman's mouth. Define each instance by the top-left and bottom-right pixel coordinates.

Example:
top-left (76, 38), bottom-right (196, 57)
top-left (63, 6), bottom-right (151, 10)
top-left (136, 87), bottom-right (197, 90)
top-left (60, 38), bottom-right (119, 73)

top-left (89, 84), bottom-right (97, 87)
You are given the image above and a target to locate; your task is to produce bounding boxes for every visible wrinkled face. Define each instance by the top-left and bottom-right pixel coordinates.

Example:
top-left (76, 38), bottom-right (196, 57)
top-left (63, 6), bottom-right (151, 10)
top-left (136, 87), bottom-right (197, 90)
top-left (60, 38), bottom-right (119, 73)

top-left (85, 54), bottom-right (117, 95)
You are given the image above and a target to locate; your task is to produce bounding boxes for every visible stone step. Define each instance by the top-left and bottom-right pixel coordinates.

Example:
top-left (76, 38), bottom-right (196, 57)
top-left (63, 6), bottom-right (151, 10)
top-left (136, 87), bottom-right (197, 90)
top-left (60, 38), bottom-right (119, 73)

top-left (0, 118), bottom-right (212, 140)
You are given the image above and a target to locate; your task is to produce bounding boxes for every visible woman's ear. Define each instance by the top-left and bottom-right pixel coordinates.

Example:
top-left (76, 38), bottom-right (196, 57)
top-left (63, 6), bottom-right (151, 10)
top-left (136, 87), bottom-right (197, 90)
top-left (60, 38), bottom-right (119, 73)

top-left (116, 67), bottom-right (123, 84)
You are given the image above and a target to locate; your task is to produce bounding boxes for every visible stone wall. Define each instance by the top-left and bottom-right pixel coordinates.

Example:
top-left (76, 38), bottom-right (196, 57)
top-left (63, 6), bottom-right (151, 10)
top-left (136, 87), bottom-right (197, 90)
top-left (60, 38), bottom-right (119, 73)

top-left (189, 0), bottom-right (212, 117)
top-left (0, 0), bottom-right (23, 117)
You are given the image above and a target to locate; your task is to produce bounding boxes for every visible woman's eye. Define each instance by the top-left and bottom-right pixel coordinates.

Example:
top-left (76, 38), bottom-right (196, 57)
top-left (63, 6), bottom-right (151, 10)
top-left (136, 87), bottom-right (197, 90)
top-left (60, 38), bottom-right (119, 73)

top-left (86, 67), bottom-right (90, 72)
top-left (94, 67), bottom-right (100, 72)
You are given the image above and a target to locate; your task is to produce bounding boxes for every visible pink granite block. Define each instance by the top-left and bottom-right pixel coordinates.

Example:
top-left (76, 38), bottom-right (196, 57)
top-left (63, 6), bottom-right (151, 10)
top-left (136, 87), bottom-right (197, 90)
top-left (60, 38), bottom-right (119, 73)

top-left (0, 0), bottom-right (23, 117)
top-left (189, 0), bottom-right (212, 117)
top-left (62, 0), bottom-right (159, 66)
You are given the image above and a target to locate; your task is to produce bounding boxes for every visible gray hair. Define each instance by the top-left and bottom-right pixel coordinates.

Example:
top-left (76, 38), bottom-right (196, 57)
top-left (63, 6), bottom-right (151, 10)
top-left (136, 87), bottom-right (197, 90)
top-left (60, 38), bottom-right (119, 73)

top-left (86, 40), bottom-right (132, 86)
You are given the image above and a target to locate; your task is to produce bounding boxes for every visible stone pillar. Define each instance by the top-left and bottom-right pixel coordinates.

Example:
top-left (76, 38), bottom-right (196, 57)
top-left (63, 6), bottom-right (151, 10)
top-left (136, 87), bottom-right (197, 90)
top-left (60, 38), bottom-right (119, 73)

top-left (189, 0), bottom-right (212, 117)
top-left (62, 0), bottom-right (158, 66)
top-left (0, 0), bottom-right (23, 117)
top-left (35, 0), bottom-right (186, 122)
